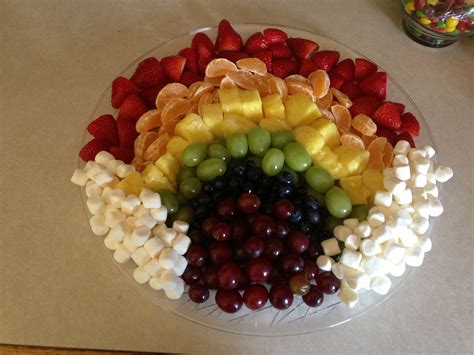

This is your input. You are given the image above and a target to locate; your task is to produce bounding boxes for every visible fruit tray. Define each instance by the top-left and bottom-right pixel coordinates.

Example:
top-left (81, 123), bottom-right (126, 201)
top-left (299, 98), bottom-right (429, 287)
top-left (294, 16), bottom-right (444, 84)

top-left (72, 22), bottom-right (453, 336)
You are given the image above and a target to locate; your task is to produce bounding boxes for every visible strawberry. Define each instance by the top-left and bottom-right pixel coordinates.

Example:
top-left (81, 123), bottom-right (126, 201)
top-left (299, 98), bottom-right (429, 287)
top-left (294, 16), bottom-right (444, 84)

top-left (272, 59), bottom-right (300, 78)
top-left (191, 32), bottom-right (215, 54)
top-left (117, 118), bottom-right (139, 148)
top-left (349, 95), bottom-right (381, 116)
top-left (286, 38), bottom-right (319, 60)
top-left (161, 55), bottom-right (186, 82)
top-left (110, 146), bottom-right (134, 164)
top-left (263, 28), bottom-right (288, 45)
top-left (372, 102), bottom-right (402, 130)
top-left (269, 43), bottom-right (293, 59)
top-left (394, 102), bottom-right (405, 114)
top-left (196, 42), bottom-right (215, 76)
top-left (218, 51), bottom-right (249, 63)
top-left (178, 47), bottom-right (198, 74)
top-left (311, 50), bottom-right (340, 71)
top-left (215, 19), bottom-right (243, 52)
top-left (376, 126), bottom-right (398, 145)
top-left (244, 32), bottom-right (268, 55)
top-left (254, 51), bottom-right (272, 72)
top-left (87, 114), bottom-right (119, 146)
top-left (180, 71), bottom-right (201, 87)
top-left (130, 57), bottom-right (168, 89)
top-left (329, 73), bottom-right (345, 89)
top-left (354, 58), bottom-right (378, 81)
top-left (139, 84), bottom-right (166, 109)
top-left (399, 112), bottom-right (420, 137)
top-left (117, 94), bottom-right (148, 122)
top-left (299, 59), bottom-right (319, 77)
top-left (331, 58), bottom-right (355, 81)
top-left (359, 72), bottom-right (387, 100)
top-left (79, 138), bottom-right (110, 162)
top-left (396, 131), bottom-right (416, 148)
top-left (111, 77), bottom-right (138, 109)
top-left (339, 81), bottom-right (361, 99)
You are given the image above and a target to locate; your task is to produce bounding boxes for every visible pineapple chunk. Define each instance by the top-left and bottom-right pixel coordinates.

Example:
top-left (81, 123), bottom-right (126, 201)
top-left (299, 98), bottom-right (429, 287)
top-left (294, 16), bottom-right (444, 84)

top-left (202, 103), bottom-right (224, 138)
top-left (334, 146), bottom-right (370, 176)
top-left (219, 114), bottom-right (257, 137)
top-left (340, 175), bottom-right (369, 205)
top-left (240, 90), bottom-right (263, 123)
top-left (311, 118), bottom-right (341, 149)
top-left (293, 126), bottom-right (325, 156)
top-left (362, 168), bottom-right (384, 197)
top-left (218, 88), bottom-right (243, 116)
top-left (312, 146), bottom-right (347, 180)
top-left (174, 113), bottom-right (214, 144)
top-left (155, 153), bottom-right (180, 183)
top-left (116, 171), bottom-right (144, 196)
top-left (141, 164), bottom-right (176, 192)
top-left (259, 118), bottom-right (291, 132)
top-left (284, 93), bottom-right (321, 127)
top-left (166, 136), bottom-right (189, 163)
top-left (262, 93), bottom-right (286, 119)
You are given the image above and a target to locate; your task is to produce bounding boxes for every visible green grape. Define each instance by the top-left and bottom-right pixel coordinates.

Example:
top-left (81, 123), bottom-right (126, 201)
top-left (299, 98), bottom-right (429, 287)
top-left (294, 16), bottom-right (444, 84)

top-left (283, 142), bottom-right (311, 172)
top-left (169, 205), bottom-right (195, 224)
top-left (305, 166), bottom-right (334, 193)
top-left (324, 215), bottom-right (343, 233)
top-left (271, 130), bottom-right (295, 149)
top-left (196, 158), bottom-right (227, 181)
top-left (212, 138), bottom-right (226, 146)
top-left (307, 187), bottom-right (326, 207)
top-left (226, 133), bottom-right (248, 159)
top-left (349, 204), bottom-right (370, 222)
top-left (262, 148), bottom-right (285, 176)
top-left (325, 186), bottom-right (352, 218)
top-left (158, 189), bottom-right (179, 215)
top-left (177, 166), bottom-right (196, 183)
top-left (208, 144), bottom-right (231, 162)
top-left (179, 177), bottom-right (202, 200)
top-left (182, 142), bottom-right (207, 167)
top-left (248, 127), bottom-right (271, 156)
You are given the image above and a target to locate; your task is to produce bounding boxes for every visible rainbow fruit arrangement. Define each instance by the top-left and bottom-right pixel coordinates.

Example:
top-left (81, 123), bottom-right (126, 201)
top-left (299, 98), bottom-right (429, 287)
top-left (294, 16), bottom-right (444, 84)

top-left (71, 20), bottom-right (453, 313)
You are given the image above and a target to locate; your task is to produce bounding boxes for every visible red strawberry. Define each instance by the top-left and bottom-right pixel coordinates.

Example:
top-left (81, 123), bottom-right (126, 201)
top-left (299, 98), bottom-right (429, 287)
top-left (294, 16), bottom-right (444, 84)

top-left (376, 126), bottom-right (398, 145)
top-left (349, 95), bottom-right (381, 116)
top-left (180, 71), bottom-right (201, 87)
top-left (244, 32), bottom-right (268, 55)
top-left (161, 55), bottom-right (186, 82)
top-left (130, 57), bottom-right (168, 89)
top-left (394, 102), bottom-right (405, 114)
top-left (339, 81), bottom-right (362, 99)
top-left (110, 146), bottom-right (134, 164)
top-left (311, 50), bottom-right (340, 71)
top-left (191, 32), bottom-right (215, 54)
top-left (272, 59), bottom-right (300, 78)
top-left (139, 84), bottom-right (166, 109)
top-left (359, 72), bottom-right (387, 100)
top-left (269, 43), bottom-right (293, 59)
top-left (396, 131), bottom-right (416, 148)
top-left (254, 50), bottom-right (272, 72)
top-left (263, 28), bottom-right (288, 45)
top-left (299, 59), bottom-right (319, 77)
top-left (329, 73), bottom-right (345, 89)
top-left (178, 47), bottom-right (198, 74)
top-left (117, 94), bottom-right (147, 122)
top-left (196, 43), bottom-right (215, 76)
top-left (87, 114), bottom-right (119, 146)
top-left (218, 51), bottom-right (249, 62)
top-left (372, 102), bottom-right (402, 130)
top-left (79, 138), bottom-right (110, 162)
top-left (117, 118), bottom-right (139, 148)
top-left (331, 58), bottom-right (355, 81)
top-left (111, 77), bottom-right (138, 109)
top-left (354, 58), bottom-right (378, 81)
top-left (215, 19), bottom-right (243, 51)
top-left (400, 112), bottom-right (420, 137)
top-left (286, 38), bottom-right (319, 60)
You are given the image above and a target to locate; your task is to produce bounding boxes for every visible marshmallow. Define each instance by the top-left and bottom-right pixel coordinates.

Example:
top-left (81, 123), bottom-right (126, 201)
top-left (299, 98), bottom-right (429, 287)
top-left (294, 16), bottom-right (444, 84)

top-left (334, 225), bottom-right (353, 242)
top-left (390, 260), bottom-right (406, 277)
top-left (394, 188), bottom-right (413, 206)
top-left (172, 220), bottom-right (189, 234)
top-left (394, 140), bottom-right (411, 156)
top-left (172, 234), bottom-right (192, 255)
top-left (428, 161), bottom-right (435, 173)
top-left (131, 247), bottom-right (151, 267)
top-left (317, 255), bottom-right (335, 271)
top-left (104, 209), bottom-right (126, 228)
top-left (374, 191), bottom-right (393, 207)
top-left (85, 181), bottom-right (102, 197)
top-left (89, 215), bottom-right (109, 236)
top-left (159, 248), bottom-right (179, 269)
top-left (383, 242), bottom-right (406, 264)
top-left (174, 255), bottom-right (188, 276)
top-left (345, 234), bottom-right (361, 250)
top-left (71, 168), bottom-right (89, 186)
top-left (393, 209), bottom-right (412, 227)
top-left (121, 195), bottom-right (141, 215)
top-left (129, 225), bottom-right (151, 246)
top-left (405, 246), bottom-right (425, 267)
top-left (135, 214), bottom-right (157, 229)
top-left (343, 218), bottom-right (359, 230)
top-left (86, 196), bottom-right (105, 215)
top-left (362, 257), bottom-right (392, 277)
top-left (160, 269), bottom-right (180, 290)
top-left (410, 215), bottom-right (430, 235)
top-left (101, 186), bottom-right (113, 204)
top-left (383, 167), bottom-right (395, 177)
top-left (83, 160), bottom-right (98, 172)
top-left (368, 211), bottom-right (385, 227)
top-left (394, 165), bottom-right (411, 181)
top-left (85, 162), bottom-right (102, 179)
top-left (412, 157), bottom-right (430, 175)
top-left (126, 216), bottom-right (137, 226)
top-left (123, 234), bottom-right (140, 252)
top-left (113, 243), bottom-right (131, 263)
top-left (338, 286), bottom-right (359, 308)
top-left (143, 258), bottom-right (162, 277)
top-left (139, 189), bottom-right (161, 209)
top-left (321, 238), bottom-right (341, 257)
top-left (424, 183), bottom-right (439, 198)
top-left (354, 221), bottom-right (372, 239)
top-left (331, 263), bottom-right (345, 280)
top-left (413, 197), bottom-right (431, 218)
top-left (417, 236), bottom-right (432, 253)
top-left (133, 205), bottom-right (149, 218)
top-left (372, 224), bottom-right (393, 244)
top-left (150, 207), bottom-right (168, 223)
top-left (105, 159), bottom-right (123, 174)
top-left (133, 268), bottom-right (151, 284)
top-left (399, 228), bottom-right (418, 247)
top-left (164, 278), bottom-right (185, 299)
top-left (408, 173), bottom-right (428, 188)
top-left (345, 270), bottom-right (371, 291)
top-left (116, 164), bottom-right (135, 179)
top-left (104, 235), bottom-right (120, 250)
top-left (149, 275), bottom-right (163, 290)
top-left (144, 236), bottom-right (165, 257)
top-left (428, 196), bottom-right (443, 217)
top-left (434, 165), bottom-right (453, 183)
top-left (152, 223), bottom-right (168, 237)
top-left (392, 155), bottom-right (409, 167)
top-left (92, 169), bottom-right (114, 187)
top-left (371, 275), bottom-right (392, 295)
top-left (95, 151), bottom-right (114, 166)
top-left (383, 176), bottom-right (406, 195)
top-left (109, 189), bottom-right (125, 208)
top-left (411, 187), bottom-right (426, 198)
top-left (421, 144), bottom-right (436, 159)
top-left (110, 221), bottom-right (132, 242)
top-left (408, 148), bottom-right (426, 161)
top-left (360, 239), bottom-right (382, 256)
top-left (340, 248), bottom-right (362, 269)
top-left (427, 172), bottom-right (437, 184)
top-left (159, 228), bottom-right (177, 247)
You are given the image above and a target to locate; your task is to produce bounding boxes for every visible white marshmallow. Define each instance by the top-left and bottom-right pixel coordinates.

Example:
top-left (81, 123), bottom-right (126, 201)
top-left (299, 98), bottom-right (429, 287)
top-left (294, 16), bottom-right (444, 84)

top-left (424, 183), bottom-right (439, 198)
top-left (89, 214), bottom-right (109, 236)
top-left (86, 196), bottom-right (104, 215)
top-left (371, 275), bottom-right (392, 295)
top-left (123, 234), bottom-right (139, 252)
top-left (331, 263), bottom-right (345, 280)
top-left (143, 258), bottom-right (162, 277)
top-left (393, 209), bottom-right (412, 227)
top-left (417, 236), bottom-right (432, 253)
top-left (159, 228), bottom-right (177, 247)
top-left (383, 176), bottom-right (406, 195)
top-left (164, 278), bottom-right (185, 299)
top-left (95, 151), bottom-right (114, 166)
top-left (383, 242), bottom-right (406, 264)
top-left (174, 255), bottom-right (188, 276)
top-left (345, 269), bottom-right (371, 291)
top-left (390, 260), bottom-right (406, 277)
top-left (101, 186), bottom-right (113, 204)
top-left (135, 214), bottom-right (157, 229)
top-left (152, 223), bottom-right (168, 237)
top-left (126, 216), bottom-right (137, 226)
top-left (392, 155), bottom-right (409, 166)
top-left (116, 164), bottom-right (135, 179)
top-left (394, 140), bottom-right (411, 156)
top-left (427, 172), bottom-right (437, 184)
top-left (149, 274), bottom-right (163, 290)
top-left (150, 207), bottom-right (168, 223)
top-left (133, 268), bottom-right (151, 284)
top-left (428, 196), bottom-right (443, 217)
top-left (92, 169), bottom-right (114, 187)
top-left (412, 157), bottom-right (430, 175)
top-left (129, 225), bottom-right (151, 246)
top-left (172, 220), bottom-right (189, 234)
top-left (133, 205), bottom-right (149, 218)
top-left (160, 269), bottom-right (180, 290)
top-left (321, 238), bottom-right (341, 257)
top-left (421, 144), bottom-right (436, 159)
top-left (144, 236), bottom-right (165, 257)
top-left (410, 215), bottom-right (430, 235)
top-left (334, 225), bottom-right (353, 242)
top-left (354, 221), bottom-right (372, 239)
top-left (411, 187), bottom-right (427, 199)
top-left (108, 219), bottom-right (131, 239)
top-left (374, 191), bottom-right (393, 207)
top-left (113, 244), bottom-right (131, 263)
top-left (172, 234), bottom-right (192, 255)
top-left (104, 235), bottom-right (120, 250)
top-left (428, 161), bottom-right (435, 173)
top-left (159, 248), bottom-right (179, 269)
top-left (345, 234), bottom-right (361, 250)
top-left (340, 248), bottom-right (362, 269)
top-left (83, 160), bottom-right (98, 173)
top-left (408, 148), bottom-right (426, 161)
top-left (131, 247), bottom-right (151, 267)
top-left (368, 211), bottom-right (385, 227)
top-left (394, 165), bottom-right (411, 181)
top-left (408, 173), bottom-right (428, 188)
top-left (434, 165), bottom-right (453, 183)
top-left (121, 195), bottom-right (141, 215)
top-left (105, 159), bottom-right (123, 174)
top-left (338, 286), bottom-right (359, 308)
top-left (383, 167), bottom-right (395, 177)
top-left (394, 188), bottom-right (413, 205)
top-left (372, 224), bottom-right (394, 244)
top-left (343, 218), bottom-right (359, 230)
top-left (104, 209), bottom-right (126, 228)
top-left (399, 228), bottom-right (418, 247)
top-left (317, 255), bottom-right (335, 271)
top-left (85, 162), bottom-right (103, 179)
top-left (413, 197), bottom-right (431, 218)
top-left (85, 181), bottom-right (102, 197)
top-left (362, 257), bottom-right (392, 277)
top-left (109, 189), bottom-right (125, 208)
top-left (405, 246), bottom-right (425, 267)
top-left (71, 168), bottom-right (89, 186)
top-left (360, 239), bottom-right (382, 256)
top-left (139, 189), bottom-right (161, 209)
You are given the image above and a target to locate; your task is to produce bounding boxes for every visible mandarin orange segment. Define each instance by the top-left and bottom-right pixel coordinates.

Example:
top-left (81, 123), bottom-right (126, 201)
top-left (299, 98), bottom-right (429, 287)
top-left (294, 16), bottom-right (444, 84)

top-left (268, 76), bottom-right (288, 100)
top-left (144, 132), bottom-right (170, 161)
top-left (205, 58), bottom-right (238, 78)
top-left (320, 108), bottom-right (336, 122)
top-left (131, 155), bottom-right (146, 172)
top-left (187, 81), bottom-right (214, 100)
top-left (226, 71), bottom-right (257, 90)
top-left (331, 104), bottom-right (352, 134)
top-left (309, 70), bottom-right (330, 99)
top-left (286, 81), bottom-right (314, 98)
top-left (368, 158), bottom-right (385, 172)
top-left (382, 142), bottom-right (394, 168)
top-left (362, 134), bottom-right (377, 148)
top-left (351, 114), bottom-right (377, 136)
top-left (220, 76), bottom-right (237, 90)
top-left (159, 118), bottom-right (180, 136)
top-left (367, 136), bottom-right (387, 172)
top-left (204, 75), bottom-right (225, 87)
top-left (135, 109), bottom-right (162, 133)
top-left (340, 133), bottom-right (365, 150)
top-left (284, 75), bottom-right (310, 85)
top-left (155, 83), bottom-right (189, 108)
top-left (198, 92), bottom-right (215, 116)
top-left (331, 88), bottom-right (352, 108)
top-left (236, 58), bottom-right (267, 76)
top-left (160, 98), bottom-right (191, 125)
top-left (134, 131), bottom-right (160, 160)
top-left (257, 79), bottom-right (272, 97)
top-left (315, 88), bottom-right (333, 110)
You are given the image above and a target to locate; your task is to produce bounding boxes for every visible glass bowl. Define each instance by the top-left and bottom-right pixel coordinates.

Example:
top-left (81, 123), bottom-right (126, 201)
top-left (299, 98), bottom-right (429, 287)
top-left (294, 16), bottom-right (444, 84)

top-left (79, 23), bottom-right (440, 336)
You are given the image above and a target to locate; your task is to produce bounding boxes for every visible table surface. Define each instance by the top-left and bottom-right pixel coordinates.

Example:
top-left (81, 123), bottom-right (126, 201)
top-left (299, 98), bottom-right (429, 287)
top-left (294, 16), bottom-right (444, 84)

top-left (1, 0), bottom-right (473, 353)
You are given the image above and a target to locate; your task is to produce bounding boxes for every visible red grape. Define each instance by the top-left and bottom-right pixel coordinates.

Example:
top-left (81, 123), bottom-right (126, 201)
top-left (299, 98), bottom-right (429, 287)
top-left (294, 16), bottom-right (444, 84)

top-left (243, 284), bottom-right (268, 310)
top-left (185, 245), bottom-right (208, 267)
top-left (246, 257), bottom-right (272, 282)
top-left (215, 288), bottom-right (243, 313)
top-left (237, 193), bottom-right (261, 214)
top-left (303, 259), bottom-right (319, 280)
top-left (244, 237), bottom-right (265, 258)
top-left (273, 199), bottom-right (295, 220)
top-left (269, 283), bottom-right (293, 310)
top-left (201, 217), bottom-right (218, 237)
top-left (251, 215), bottom-right (275, 238)
top-left (316, 272), bottom-right (341, 294)
top-left (217, 262), bottom-right (241, 289)
top-left (281, 253), bottom-right (304, 274)
top-left (288, 231), bottom-right (310, 254)
top-left (302, 285), bottom-right (324, 307)
top-left (217, 199), bottom-right (237, 220)
top-left (264, 237), bottom-right (284, 260)
top-left (273, 219), bottom-right (290, 238)
top-left (189, 283), bottom-right (209, 303)
top-left (182, 265), bottom-right (202, 285)
top-left (209, 241), bottom-right (232, 265)
top-left (212, 222), bottom-right (233, 241)
top-left (289, 273), bottom-right (311, 295)
top-left (202, 265), bottom-right (219, 289)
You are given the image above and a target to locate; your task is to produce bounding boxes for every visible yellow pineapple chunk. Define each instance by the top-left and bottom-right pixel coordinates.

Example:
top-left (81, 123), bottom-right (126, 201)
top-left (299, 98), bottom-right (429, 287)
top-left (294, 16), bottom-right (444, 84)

top-left (219, 114), bottom-right (257, 137)
top-left (155, 153), bottom-right (180, 182)
top-left (259, 118), bottom-right (291, 132)
top-left (218, 88), bottom-right (243, 116)
top-left (166, 136), bottom-right (189, 163)
top-left (340, 175), bottom-right (369, 205)
top-left (334, 146), bottom-right (370, 176)
top-left (362, 168), bottom-right (384, 196)
top-left (116, 171), bottom-right (144, 196)
top-left (262, 93), bottom-right (286, 119)
top-left (312, 146), bottom-right (347, 180)
top-left (284, 93), bottom-right (321, 127)
top-left (202, 103), bottom-right (224, 138)
top-left (240, 90), bottom-right (263, 123)
top-left (293, 126), bottom-right (325, 156)
top-left (174, 113), bottom-right (214, 144)
top-left (141, 164), bottom-right (176, 192)
top-left (311, 118), bottom-right (341, 149)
